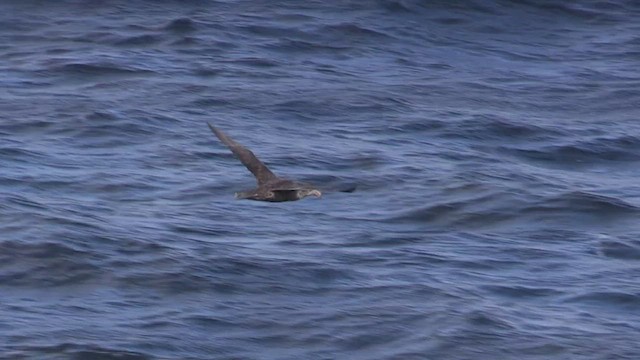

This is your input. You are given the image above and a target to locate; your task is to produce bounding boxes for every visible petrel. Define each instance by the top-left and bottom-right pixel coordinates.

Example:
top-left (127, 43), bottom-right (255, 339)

top-left (208, 123), bottom-right (323, 202)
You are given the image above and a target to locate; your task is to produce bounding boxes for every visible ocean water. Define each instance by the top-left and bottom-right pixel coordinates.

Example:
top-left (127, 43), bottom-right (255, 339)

top-left (2, 0), bottom-right (640, 359)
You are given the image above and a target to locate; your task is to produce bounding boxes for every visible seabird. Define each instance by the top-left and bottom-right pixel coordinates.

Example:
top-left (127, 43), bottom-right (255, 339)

top-left (208, 122), bottom-right (323, 202)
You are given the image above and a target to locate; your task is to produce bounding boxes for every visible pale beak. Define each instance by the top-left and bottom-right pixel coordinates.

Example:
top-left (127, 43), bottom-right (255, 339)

top-left (310, 190), bottom-right (322, 198)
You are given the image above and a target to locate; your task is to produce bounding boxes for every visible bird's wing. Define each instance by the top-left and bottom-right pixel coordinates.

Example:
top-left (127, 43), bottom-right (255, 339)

top-left (208, 123), bottom-right (278, 185)
top-left (267, 179), bottom-right (311, 191)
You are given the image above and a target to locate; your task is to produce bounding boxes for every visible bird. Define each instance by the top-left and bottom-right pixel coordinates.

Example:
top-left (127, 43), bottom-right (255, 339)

top-left (207, 122), bottom-right (323, 202)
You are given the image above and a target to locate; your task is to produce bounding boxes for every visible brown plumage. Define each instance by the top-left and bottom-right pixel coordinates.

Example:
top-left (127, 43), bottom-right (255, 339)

top-left (208, 123), bottom-right (322, 202)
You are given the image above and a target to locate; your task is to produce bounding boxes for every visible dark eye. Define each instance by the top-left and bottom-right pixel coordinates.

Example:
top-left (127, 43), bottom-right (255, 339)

top-left (267, 191), bottom-right (275, 197)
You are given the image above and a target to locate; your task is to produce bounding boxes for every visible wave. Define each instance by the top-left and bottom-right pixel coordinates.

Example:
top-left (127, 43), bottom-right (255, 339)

top-left (386, 190), bottom-right (521, 229)
top-left (528, 191), bottom-right (637, 214)
top-left (223, 57), bottom-right (280, 68)
top-left (517, 0), bottom-right (630, 22)
top-left (113, 34), bottom-right (163, 47)
top-left (564, 291), bottom-right (640, 310)
top-left (320, 23), bottom-right (393, 40)
top-left (0, 241), bottom-right (102, 287)
top-left (503, 135), bottom-right (640, 167)
top-left (265, 39), bottom-right (351, 53)
top-left (115, 255), bottom-right (359, 294)
top-left (387, 190), bottom-right (637, 229)
top-left (483, 284), bottom-right (564, 298)
top-left (47, 62), bottom-right (155, 77)
top-left (8, 343), bottom-right (152, 360)
top-left (599, 239), bottom-right (640, 260)
top-left (439, 115), bottom-right (565, 142)
top-left (0, 146), bottom-right (45, 161)
top-left (379, 0), bottom-right (498, 14)
top-left (240, 24), bottom-right (311, 39)
top-left (163, 18), bottom-right (197, 33)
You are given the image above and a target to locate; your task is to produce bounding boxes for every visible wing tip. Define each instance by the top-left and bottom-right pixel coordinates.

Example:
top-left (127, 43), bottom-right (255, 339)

top-left (207, 122), bottom-right (228, 143)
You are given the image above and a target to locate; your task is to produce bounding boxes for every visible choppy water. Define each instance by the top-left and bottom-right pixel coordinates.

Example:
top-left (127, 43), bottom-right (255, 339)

top-left (2, 1), bottom-right (640, 359)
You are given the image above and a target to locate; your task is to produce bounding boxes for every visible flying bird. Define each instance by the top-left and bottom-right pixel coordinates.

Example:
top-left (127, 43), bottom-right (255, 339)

top-left (208, 123), bottom-right (323, 202)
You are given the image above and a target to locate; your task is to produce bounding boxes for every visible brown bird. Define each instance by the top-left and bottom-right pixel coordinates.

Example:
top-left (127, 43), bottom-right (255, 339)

top-left (208, 123), bottom-right (322, 202)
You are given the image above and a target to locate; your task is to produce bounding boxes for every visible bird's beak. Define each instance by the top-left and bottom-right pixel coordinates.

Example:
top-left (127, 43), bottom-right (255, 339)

top-left (235, 191), bottom-right (253, 199)
top-left (310, 190), bottom-right (322, 198)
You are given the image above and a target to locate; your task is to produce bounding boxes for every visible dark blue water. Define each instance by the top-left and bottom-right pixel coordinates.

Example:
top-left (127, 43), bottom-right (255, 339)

top-left (2, 1), bottom-right (640, 359)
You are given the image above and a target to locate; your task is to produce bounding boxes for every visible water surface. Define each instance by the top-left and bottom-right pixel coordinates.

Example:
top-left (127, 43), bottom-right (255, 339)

top-left (1, 1), bottom-right (640, 359)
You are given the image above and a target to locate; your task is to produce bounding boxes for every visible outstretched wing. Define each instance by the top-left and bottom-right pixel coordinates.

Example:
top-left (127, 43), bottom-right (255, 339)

top-left (266, 179), bottom-right (311, 191)
top-left (208, 123), bottom-right (278, 185)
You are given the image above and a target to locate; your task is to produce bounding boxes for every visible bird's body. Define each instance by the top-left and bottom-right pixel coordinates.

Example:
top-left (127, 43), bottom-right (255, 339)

top-left (234, 178), bottom-right (321, 202)
top-left (207, 123), bottom-right (322, 202)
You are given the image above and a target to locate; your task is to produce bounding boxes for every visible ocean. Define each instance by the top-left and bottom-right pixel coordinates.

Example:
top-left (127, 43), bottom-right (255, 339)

top-left (1, 0), bottom-right (640, 359)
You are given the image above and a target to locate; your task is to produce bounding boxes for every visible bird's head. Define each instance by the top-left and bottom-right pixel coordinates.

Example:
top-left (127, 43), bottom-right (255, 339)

top-left (300, 189), bottom-right (322, 199)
